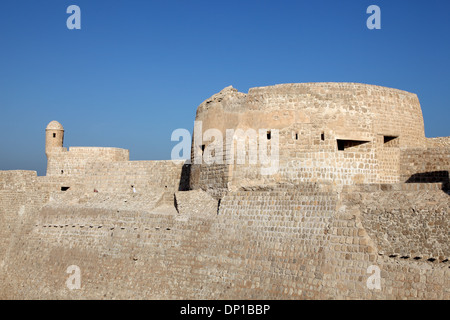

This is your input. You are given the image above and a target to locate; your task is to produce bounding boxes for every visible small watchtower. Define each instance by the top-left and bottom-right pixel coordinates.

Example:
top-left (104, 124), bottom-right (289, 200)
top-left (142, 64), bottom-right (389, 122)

top-left (45, 121), bottom-right (64, 158)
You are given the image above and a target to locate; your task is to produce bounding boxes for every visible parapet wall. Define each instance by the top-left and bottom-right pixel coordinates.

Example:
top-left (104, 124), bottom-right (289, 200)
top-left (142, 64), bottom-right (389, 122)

top-left (81, 160), bottom-right (189, 193)
top-left (427, 137), bottom-right (450, 148)
top-left (47, 147), bottom-right (129, 176)
top-left (1, 158), bottom-right (188, 195)
top-left (400, 148), bottom-right (450, 185)
top-left (0, 171), bottom-right (37, 192)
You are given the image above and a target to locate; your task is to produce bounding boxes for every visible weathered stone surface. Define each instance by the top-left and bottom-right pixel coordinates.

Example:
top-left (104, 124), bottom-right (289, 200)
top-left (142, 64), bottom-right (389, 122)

top-left (175, 190), bottom-right (218, 216)
top-left (0, 83), bottom-right (448, 300)
top-left (191, 83), bottom-right (432, 194)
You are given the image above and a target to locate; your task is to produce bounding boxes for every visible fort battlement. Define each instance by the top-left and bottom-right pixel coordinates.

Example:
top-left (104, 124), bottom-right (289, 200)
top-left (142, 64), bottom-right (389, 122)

top-left (0, 83), bottom-right (448, 300)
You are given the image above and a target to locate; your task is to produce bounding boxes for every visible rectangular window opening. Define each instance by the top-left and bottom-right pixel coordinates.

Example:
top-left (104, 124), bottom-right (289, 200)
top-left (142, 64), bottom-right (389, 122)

top-left (267, 130), bottom-right (271, 140)
top-left (384, 136), bottom-right (399, 145)
top-left (201, 144), bottom-right (206, 154)
top-left (295, 133), bottom-right (298, 140)
top-left (337, 139), bottom-right (370, 151)
top-left (321, 132), bottom-right (325, 141)
top-left (53, 133), bottom-right (56, 138)
top-left (61, 187), bottom-right (70, 192)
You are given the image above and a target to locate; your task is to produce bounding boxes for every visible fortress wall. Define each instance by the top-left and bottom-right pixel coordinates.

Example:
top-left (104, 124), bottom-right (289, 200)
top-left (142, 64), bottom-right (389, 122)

top-left (1, 186), bottom-right (448, 299)
top-left (226, 125), bottom-right (380, 188)
top-left (0, 191), bottom-right (50, 269)
top-left (0, 171), bottom-right (52, 268)
top-left (324, 197), bottom-right (449, 300)
top-left (174, 190), bottom-right (218, 216)
top-left (351, 190), bottom-right (449, 260)
top-left (80, 160), bottom-right (188, 194)
top-left (47, 147), bottom-right (129, 176)
top-left (212, 186), bottom-right (448, 299)
top-left (427, 137), bottom-right (450, 148)
top-left (189, 164), bottom-right (229, 198)
top-left (0, 84), bottom-right (447, 299)
top-left (400, 148), bottom-right (450, 184)
top-left (192, 84), bottom-right (424, 190)
top-left (46, 191), bottom-right (167, 214)
top-left (196, 125), bottom-right (398, 192)
top-left (0, 170), bottom-right (37, 191)
top-left (376, 135), bottom-right (401, 184)
top-left (35, 176), bottom-right (86, 193)
top-left (0, 203), bottom-right (223, 299)
top-left (45, 156), bottom-right (188, 194)
top-left (192, 120), bottom-right (383, 191)
top-left (214, 185), bottom-right (341, 299)
top-left (195, 130), bottom-right (400, 192)
top-left (246, 83), bottom-right (421, 185)
top-left (243, 83), bottom-right (425, 148)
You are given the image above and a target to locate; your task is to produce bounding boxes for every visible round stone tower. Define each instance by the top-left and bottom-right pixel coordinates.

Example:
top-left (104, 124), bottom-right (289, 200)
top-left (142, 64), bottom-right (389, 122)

top-left (45, 121), bottom-right (64, 157)
top-left (190, 83), bottom-right (428, 195)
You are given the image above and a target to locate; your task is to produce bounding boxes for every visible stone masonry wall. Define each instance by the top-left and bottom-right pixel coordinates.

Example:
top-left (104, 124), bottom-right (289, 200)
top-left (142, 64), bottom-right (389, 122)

top-left (192, 83), bottom-right (425, 191)
top-left (81, 160), bottom-right (188, 194)
top-left (18, 160), bottom-right (188, 195)
top-left (0, 170), bottom-right (37, 192)
top-left (0, 184), bottom-right (448, 299)
top-left (0, 82), bottom-right (448, 300)
top-left (47, 147), bottom-right (129, 176)
top-left (355, 190), bottom-right (448, 260)
top-left (400, 148), bottom-right (450, 186)
top-left (0, 171), bottom-right (51, 276)
top-left (427, 137), bottom-right (450, 148)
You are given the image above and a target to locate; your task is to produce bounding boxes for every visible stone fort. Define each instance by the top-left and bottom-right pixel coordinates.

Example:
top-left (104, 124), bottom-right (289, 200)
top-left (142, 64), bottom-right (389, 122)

top-left (0, 83), bottom-right (448, 299)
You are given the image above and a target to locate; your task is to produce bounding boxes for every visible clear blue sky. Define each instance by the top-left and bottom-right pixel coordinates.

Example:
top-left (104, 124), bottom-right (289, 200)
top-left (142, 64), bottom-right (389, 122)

top-left (1, 0), bottom-right (449, 176)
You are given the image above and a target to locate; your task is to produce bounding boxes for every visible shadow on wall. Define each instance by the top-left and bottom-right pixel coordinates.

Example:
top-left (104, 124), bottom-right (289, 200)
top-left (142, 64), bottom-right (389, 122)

top-left (406, 171), bottom-right (449, 191)
top-left (178, 164), bottom-right (191, 191)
